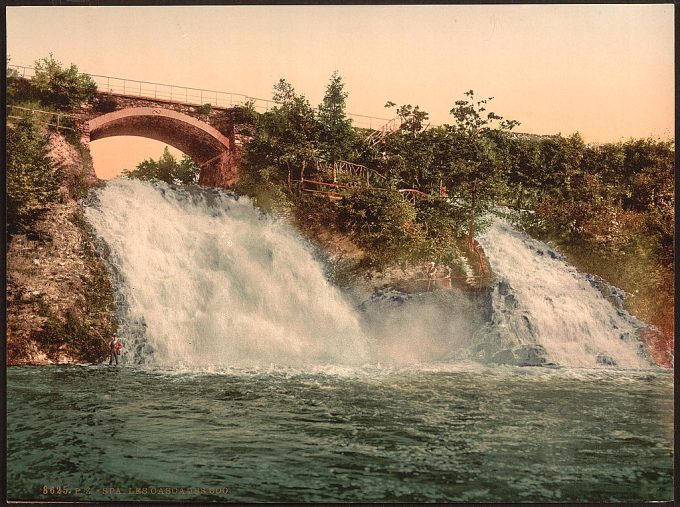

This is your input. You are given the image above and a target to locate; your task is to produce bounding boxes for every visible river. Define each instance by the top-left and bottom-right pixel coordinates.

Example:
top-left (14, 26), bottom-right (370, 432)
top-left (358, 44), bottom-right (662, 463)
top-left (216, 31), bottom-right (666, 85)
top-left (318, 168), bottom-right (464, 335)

top-left (7, 364), bottom-right (673, 502)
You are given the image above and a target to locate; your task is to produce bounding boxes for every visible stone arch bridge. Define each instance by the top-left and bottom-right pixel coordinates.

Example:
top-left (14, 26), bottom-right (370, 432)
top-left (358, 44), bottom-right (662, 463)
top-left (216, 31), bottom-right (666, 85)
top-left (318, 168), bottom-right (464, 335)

top-left (74, 93), bottom-right (251, 188)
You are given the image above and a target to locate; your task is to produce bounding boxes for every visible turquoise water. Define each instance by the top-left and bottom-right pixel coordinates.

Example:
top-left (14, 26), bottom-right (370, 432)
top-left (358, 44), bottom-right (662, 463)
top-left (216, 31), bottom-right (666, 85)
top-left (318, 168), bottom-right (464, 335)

top-left (7, 364), bottom-right (673, 502)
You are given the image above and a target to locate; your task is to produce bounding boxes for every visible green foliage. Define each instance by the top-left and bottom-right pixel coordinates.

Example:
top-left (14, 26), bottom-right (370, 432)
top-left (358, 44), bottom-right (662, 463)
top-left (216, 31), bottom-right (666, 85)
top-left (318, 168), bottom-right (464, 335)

top-left (413, 197), bottom-right (469, 260)
top-left (7, 57), bottom-right (22, 103)
top-left (7, 117), bottom-right (63, 236)
top-left (377, 103), bottom-right (435, 189)
top-left (337, 189), bottom-right (419, 266)
top-left (31, 54), bottom-right (97, 110)
top-left (359, 91), bottom-right (519, 208)
top-left (234, 165), bottom-right (292, 215)
top-left (232, 100), bottom-right (258, 125)
top-left (243, 79), bottom-right (319, 183)
top-left (198, 103), bottom-right (212, 115)
top-left (449, 90), bottom-right (520, 136)
top-left (122, 147), bottom-right (200, 185)
top-left (67, 143), bottom-right (95, 201)
top-left (317, 71), bottom-right (355, 163)
top-left (525, 137), bottom-right (674, 251)
top-left (620, 138), bottom-right (674, 213)
top-left (95, 93), bottom-right (118, 113)
top-left (441, 91), bottom-right (520, 210)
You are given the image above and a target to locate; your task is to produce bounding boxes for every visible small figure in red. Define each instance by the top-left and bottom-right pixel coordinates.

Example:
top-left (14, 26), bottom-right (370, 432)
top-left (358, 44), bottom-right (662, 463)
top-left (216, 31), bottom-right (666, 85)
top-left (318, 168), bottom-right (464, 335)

top-left (108, 334), bottom-right (123, 365)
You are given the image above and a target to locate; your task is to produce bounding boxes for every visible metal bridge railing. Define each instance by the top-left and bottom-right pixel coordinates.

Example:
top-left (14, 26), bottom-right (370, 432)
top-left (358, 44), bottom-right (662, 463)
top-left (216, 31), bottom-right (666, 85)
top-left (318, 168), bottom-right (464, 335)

top-left (7, 64), bottom-right (395, 129)
top-left (7, 105), bottom-right (78, 132)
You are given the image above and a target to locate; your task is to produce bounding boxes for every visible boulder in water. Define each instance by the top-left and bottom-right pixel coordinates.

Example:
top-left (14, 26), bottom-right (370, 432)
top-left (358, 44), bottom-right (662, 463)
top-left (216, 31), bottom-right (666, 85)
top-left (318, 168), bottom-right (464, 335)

top-left (490, 349), bottom-right (515, 364)
top-left (513, 344), bottom-right (548, 366)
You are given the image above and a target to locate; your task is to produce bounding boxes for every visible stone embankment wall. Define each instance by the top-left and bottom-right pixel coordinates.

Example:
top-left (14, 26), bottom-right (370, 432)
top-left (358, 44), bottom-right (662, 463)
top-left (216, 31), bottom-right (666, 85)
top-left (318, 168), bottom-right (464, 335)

top-left (7, 132), bottom-right (116, 365)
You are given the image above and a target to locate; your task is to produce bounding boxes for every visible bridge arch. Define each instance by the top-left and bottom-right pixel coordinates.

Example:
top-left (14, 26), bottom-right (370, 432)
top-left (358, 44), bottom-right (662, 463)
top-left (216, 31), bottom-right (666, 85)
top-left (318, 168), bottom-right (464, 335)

top-left (87, 107), bottom-right (237, 187)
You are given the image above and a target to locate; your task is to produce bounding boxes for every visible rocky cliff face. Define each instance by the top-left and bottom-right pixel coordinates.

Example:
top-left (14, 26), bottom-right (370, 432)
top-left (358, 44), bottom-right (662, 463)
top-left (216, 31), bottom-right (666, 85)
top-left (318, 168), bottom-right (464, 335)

top-left (6, 132), bottom-right (116, 365)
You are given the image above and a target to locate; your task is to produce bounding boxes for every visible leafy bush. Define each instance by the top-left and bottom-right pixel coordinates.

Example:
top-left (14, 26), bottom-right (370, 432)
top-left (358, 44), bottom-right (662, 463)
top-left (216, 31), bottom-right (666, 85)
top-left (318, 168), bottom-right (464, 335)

top-left (121, 146), bottom-right (200, 185)
top-left (7, 117), bottom-right (63, 236)
top-left (337, 189), bottom-right (419, 266)
top-left (95, 94), bottom-right (118, 113)
top-left (198, 103), bottom-right (212, 115)
top-left (232, 100), bottom-right (258, 125)
top-left (7, 60), bottom-right (22, 103)
top-left (414, 197), bottom-right (469, 261)
top-left (235, 165), bottom-right (292, 215)
top-left (31, 54), bottom-right (97, 110)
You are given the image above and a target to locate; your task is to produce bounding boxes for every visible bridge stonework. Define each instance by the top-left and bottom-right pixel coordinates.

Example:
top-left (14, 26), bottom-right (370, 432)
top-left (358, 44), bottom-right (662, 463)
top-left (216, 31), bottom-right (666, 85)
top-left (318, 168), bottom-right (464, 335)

top-left (73, 93), bottom-right (251, 188)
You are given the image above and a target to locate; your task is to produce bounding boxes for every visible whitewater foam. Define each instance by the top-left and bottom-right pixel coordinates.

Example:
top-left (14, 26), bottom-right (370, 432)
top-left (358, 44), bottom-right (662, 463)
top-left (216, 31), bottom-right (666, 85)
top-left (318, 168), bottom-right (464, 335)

top-left (85, 179), bottom-right (370, 368)
top-left (476, 218), bottom-right (648, 369)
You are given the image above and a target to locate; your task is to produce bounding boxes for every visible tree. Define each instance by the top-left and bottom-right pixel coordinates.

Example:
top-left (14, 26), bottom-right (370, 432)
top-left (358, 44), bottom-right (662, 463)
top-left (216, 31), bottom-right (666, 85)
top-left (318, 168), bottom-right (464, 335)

top-left (376, 102), bottom-right (435, 189)
top-left (620, 138), bottom-right (674, 213)
top-left (272, 78), bottom-right (296, 103)
top-left (7, 56), bottom-right (22, 104)
top-left (414, 197), bottom-right (469, 261)
top-left (443, 90), bottom-right (520, 231)
top-left (317, 71), bottom-right (355, 163)
top-left (536, 133), bottom-right (585, 197)
top-left (122, 147), bottom-right (200, 185)
top-left (243, 79), bottom-right (319, 187)
top-left (175, 154), bottom-right (202, 185)
top-left (7, 118), bottom-right (63, 236)
top-left (337, 189), bottom-right (419, 266)
top-left (31, 54), bottom-right (97, 110)
top-left (499, 134), bottom-right (544, 208)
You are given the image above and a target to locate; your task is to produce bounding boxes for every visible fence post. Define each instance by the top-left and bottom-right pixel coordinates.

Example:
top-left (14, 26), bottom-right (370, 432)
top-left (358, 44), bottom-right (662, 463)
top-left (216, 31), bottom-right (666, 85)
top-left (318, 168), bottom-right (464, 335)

top-left (123, 80), bottom-right (126, 94)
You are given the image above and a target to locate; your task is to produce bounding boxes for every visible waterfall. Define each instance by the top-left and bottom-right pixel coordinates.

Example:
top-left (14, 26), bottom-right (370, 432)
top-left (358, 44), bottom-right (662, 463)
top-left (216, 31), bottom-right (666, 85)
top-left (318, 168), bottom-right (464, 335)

top-left (84, 179), bottom-right (370, 368)
top-left (85, 180), bottom-right (649, 370)
top-left (475, 218), bottom-right (649, 368)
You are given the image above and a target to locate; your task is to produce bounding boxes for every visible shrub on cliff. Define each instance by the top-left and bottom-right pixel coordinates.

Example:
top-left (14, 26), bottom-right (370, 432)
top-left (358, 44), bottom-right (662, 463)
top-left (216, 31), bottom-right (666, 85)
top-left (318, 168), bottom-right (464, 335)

top-left (95, 93), bottom-right (118, 113)
top-left (30, 54), bottom-right (97, 111)
top-left (232, 100), bottom-right (258, 126)
top-left (337, 189), bottom-right (419, 266)
top-left (7, 117), bottom-right (63, 237)
top-left (413, 197), bottom-right (469, 261)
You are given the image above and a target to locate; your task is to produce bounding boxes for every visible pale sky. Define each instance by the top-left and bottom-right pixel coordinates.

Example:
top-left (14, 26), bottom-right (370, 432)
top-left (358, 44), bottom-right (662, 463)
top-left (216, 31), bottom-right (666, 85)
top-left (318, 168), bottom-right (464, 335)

top-left (6, 4), bottom-right (675, 179)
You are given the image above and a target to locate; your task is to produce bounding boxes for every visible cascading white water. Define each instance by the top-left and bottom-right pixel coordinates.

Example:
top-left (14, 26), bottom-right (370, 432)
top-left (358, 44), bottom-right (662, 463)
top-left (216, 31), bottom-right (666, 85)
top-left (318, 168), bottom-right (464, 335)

top-left (85, 179), bottom-right (371, 368)
top-left (476, 218), bottom-right (649, 369)
top-left (85, 180), bottom-right (649, 370)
